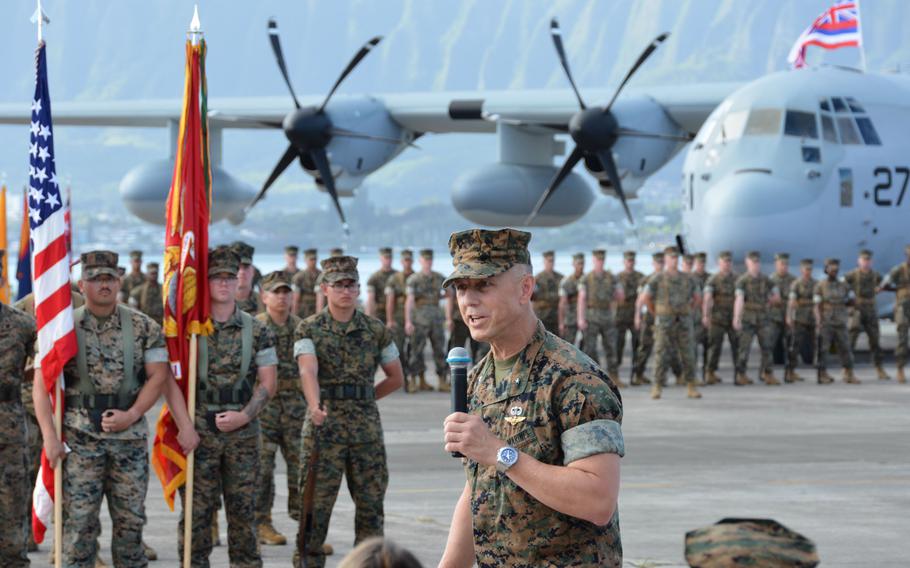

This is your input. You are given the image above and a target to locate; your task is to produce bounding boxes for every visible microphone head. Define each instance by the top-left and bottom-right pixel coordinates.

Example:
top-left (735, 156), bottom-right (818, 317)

top-left (447, 346), bottom-right (471, 365)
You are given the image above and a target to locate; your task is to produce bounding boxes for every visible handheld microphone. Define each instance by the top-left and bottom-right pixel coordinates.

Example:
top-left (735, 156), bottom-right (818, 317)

top-left (447, 347), bottom-right (471, 458)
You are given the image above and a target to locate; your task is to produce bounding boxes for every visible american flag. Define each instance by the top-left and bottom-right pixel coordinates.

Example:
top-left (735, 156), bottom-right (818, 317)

top-left (787, 1), bottom-right (863, 69)
top-left (30, 41), bottom-right (78, 545)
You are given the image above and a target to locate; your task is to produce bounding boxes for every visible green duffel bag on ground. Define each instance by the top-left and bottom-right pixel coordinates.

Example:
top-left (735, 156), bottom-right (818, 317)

top-left (685, 518), bottom-right (819, 567)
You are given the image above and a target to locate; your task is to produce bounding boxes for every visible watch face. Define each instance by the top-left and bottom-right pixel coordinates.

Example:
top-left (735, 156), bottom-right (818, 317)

top-left (500, 447), bottom-right (518, 465)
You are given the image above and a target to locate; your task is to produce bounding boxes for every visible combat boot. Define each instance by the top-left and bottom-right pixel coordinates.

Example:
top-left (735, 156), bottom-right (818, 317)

top-left (705, 370), bottom-right (721, 385)
top-left (687, 382), bottom-right (702, 399)
top-left (437, 376), bottom-right (451, 393)
top-left (817, 369), bottom-right (834, 384)
top-left (843, 368), bottom-right (861, 384)
top-left (675, 375), bottom-right (685, 386)
top-left (650, 383), bottom-right (662, 399)
top-left (258, 520), bottom-right (288, 545)
top-left (96, 556), bottom-right (107, 568)
top-left (323, 543), bottom-right (335, 555)
top-left (784, 369), bottom-right (796, 383)
top-left (405, 375), bottom-right (418, 393)
top-left (143, 540), bottom-right (158, 560)
top-left (898, 367), bottom-right (907, 384)
top-left (876, 366), bottom-right (891, 380)
top-left (613, 377), bottom-right (629, 389)
top-left (762, 370), bottom-right (780, 386)
top-left (734, 373), bottom-right (751, 386)
top-left (418, 372), bottom-right (434, 391)
top-left (631, 373), bottom-right (646, 386)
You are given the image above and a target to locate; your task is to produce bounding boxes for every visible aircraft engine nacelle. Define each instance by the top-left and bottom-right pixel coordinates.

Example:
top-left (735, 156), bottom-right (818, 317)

top-left (119, 159), bottom-right (256, 226)
top-left (452, 163), bottom-right (594, 227)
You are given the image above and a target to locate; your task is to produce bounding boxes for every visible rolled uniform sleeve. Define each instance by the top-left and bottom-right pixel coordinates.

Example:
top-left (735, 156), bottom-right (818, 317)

top-left (254, 322), bottom-right (278, 367)
top-left (142, 319), bottom-right (168, 364)
top-left (294, 338), bottom-right (316, 358)
top-left (557, 374), bottom-right (625, 464)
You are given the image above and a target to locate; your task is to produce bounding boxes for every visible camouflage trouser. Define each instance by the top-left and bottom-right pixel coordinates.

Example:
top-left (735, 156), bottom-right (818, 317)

top-left (634, 315), bottom-right (655, 376)
top-left (409, 309), bottom-right (447, 377)
top-left (614, 318), bottom-right (638, 369)
top-left (706, 321), bottom-right (738, 372)
top-left (766, 319), bottom-right (789, 368)
top-left (818, 323), bottom-right (854, 370)
top-left (179, 425), bottom-right (261, 568)
top-left (736, 319), bottom-right (773, 375)
top-left (296, 298), bottom-right (317, 320)
top-left (561, 322), bottom-right (579, 346)
top-left (389, 320), bottom-right (410, 377)
top-left (653, 315), bottom-right (696, 385)
top-left (257, 390), bottom-right (306, 523)
top-left (536, 307), bottom-right (559, 336)
top-left (789, 322), bottom-right (815, 369)
top-left (581, 310), bottom-right (618, 375)
top-left (849, 306), bottom-right (884, 366)
top-left (63, 428), bottom-right (148, 568)
top-left (0, 412), bottom-right (29, 568)
top-left (295, 422), bottom-right (388, 568)
top-left (447, 318), bottom-right (484, 362)
top-left (897, 301), bottom-right (910, 368)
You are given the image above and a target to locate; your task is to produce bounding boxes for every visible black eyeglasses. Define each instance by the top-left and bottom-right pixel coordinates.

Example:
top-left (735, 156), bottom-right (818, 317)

top-left (329, 282), bottom-right (360, 292)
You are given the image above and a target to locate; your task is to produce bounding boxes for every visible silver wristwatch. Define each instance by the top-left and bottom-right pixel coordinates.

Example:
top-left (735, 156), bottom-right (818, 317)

top-left (496, 446), bottom-right (519, 473)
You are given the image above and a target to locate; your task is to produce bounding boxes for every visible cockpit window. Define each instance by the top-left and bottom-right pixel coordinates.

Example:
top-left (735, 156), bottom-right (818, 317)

top-left (832, 97), bottom-right (848, 112)
top-left (743, 109), bottom-right (781, 136)
top-left (820, 114), bottom-right (838, 143)
top-left (784, 110), bottom-right (818, 139)
top-left (845, 97), bottom-right (865, 113)
top-left (819, 98), bottom-right (831, 112)
top-left (720, 110), bottom-right (748, 142)
top-left (837, 117), bottom-right (862, 144)
top-left (855, 117), bottom-right (881, 145)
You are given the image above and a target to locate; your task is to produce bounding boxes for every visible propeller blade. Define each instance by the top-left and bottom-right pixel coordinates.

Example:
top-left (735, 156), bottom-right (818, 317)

top-left (616, 127), bottom-right (694, 142)
top-left (603, 32), bottom-right (669, 113)
top-left (318, 36), bottom-right (383, 112)
top-left (525, 145), bottom-right (584, 225)
top-left (248, 144), bottom-right (298, 209)
top-left (595, 149), bottom-right (634, 225)
top-left (330, 128), bottom-right (420, 149)
top-left (310, 147), bottom-right (349, 233)
top-left (549, 18), bottom-right (586, 110)
top-left (268, 19), bottom-right (301, 109)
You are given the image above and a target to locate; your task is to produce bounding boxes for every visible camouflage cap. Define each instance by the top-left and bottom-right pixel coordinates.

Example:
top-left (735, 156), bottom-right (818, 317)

top-left (664, 246), bottom-right (680, 257)
top-left (592, 249), bottom-right (606, 260)
top-left (682, 253), bottom-right (694, 263)
top-left (81, 250), bottom-right (120, 280)
top-left (400, 249), bottom-right (413, 260)
top-left (146, 262), bottom-right (159, 270)
top-left (419, 248), bottom-right (434, 260)
top-left (330, 247), bottom-right (344, 257)
top-left (825, 257), bottom-right (840, 267)
top-left (321, 255), bottom-right (359, 284)
top-left (775, 252), bottom-right (790, 261)
top-left (746, 250), bottom-right (762, 261)
top-left (261, 270), bottom-right (292, 292)
top-left (623, 250), bottom-right (636, 260)
top-left (285, 245), bottom-right (299, 255)
top-left (800, 258), bottom-right (814, 267)
top-left (209, 245), bottom-right (240, 277)
top-left (694, 252), bottom-right (707, 262)
top-left (379, 247), bottom-right (393, 257)
top-left (859, 248), bottom-right (873, 259)
top-left (231, 241), bottom-right (255, 265)
top-left (572, 252), bottom-right (585, 262)
top-left (443, 228), bottom-right (532, 288)
top-left (542, 250), bottom-right (555, 259)
top-left (129, 250), bottom-right (142, 260)
top-left (304, 248), bottom-right (317, 259)
top-left (718, 250), bottom-right (733, 260)
top-left (652, 251), bottom-right (665, 262)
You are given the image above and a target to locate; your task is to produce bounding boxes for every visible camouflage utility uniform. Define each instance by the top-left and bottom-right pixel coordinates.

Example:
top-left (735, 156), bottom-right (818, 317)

top-left (704, 271), bottom-right (737, 379)
top-left (735, 273), bottom-right (777, 380)
top-left (884, 260), bottom-right (910, 379)
top-left (0, 303), bottom-right (36, 567)
top-left (815, 277), bottom-right (855, 379)
top-left (120, 270), bottom-right (145, 302)
top-left (844, 268), bottom-right (884, 368)
top-left (532, 268), bottom-right (563, 334)
top-left (647, 271), bottom-right (700, 394)
top-left (236, 292), bottom-right (264, 316)
top-left (787, 275), bottom-right (817, 377)
top-left (406, 271), bottom-right (447, 379)
top-left (558, 273), bottom-right (582, 345)
top-left (579, 270), bottom-right (621, 377)
top-left (633, 270), bottom-right (660, 379)
top-left (615, 269), bottom-right (644, 371)
top-left (367, 268), bottom-right (396, 325)
top-left (768, 270), bottom-right (796, 368)
top-left (130, 278), bottom-right (164, 324)
top-left (385, 269), bottom-right (414, 378)
top-left (293, 267), bottom-right (321, 319)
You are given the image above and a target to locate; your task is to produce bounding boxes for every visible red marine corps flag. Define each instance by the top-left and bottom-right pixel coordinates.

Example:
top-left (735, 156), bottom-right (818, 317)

top-left (151, 7), bottom-right (213, 511)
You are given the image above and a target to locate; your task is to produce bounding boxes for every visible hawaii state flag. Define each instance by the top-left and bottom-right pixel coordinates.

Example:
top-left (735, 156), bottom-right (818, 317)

top-left (788, 1), bottom-right (863, 69)
top-left (151, 37), bottom-right (213, 510)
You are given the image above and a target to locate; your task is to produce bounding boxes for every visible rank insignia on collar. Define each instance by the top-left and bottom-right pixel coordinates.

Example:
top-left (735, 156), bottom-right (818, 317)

top-left (505, 405), bottom-right (525, 425)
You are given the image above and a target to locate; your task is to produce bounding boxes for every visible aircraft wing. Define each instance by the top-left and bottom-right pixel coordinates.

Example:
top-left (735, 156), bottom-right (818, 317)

top-left (0, 82), bottom-right (741, 134)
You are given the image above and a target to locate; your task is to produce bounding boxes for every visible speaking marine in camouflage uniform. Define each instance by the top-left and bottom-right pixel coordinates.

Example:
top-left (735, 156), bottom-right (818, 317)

top-left (845, 249), bottom-right (888, 380)
top-left (366, 247), bottom-right (396, 324)
top-left (385, 250), bottom-right (415, 390)
top-left (129, 261), bottom-right (164, 324)
top-left (814, 258), bottom-right (858, 384)
top-left (639, 247), bottom-right (702, 400)
top-left (233, 241), bottom-right (264, 315)
top-left (177, 245), bottom-right (278, 568)
top-left (615, 251), bottom-right (644, 379)
top-left (531, 250), bottom-right (562, 333)
top-left (254, 272), bottom-right (305, 546)
top-left (33, 251), bottom-right (196, 568)
top-left (733, 251), bottom-right (781, 386)
top-left (880, 245), bottom-right (910, 383)
top-left (405, 249), bottom-right (448, 391)
top-left (293, 255), bottom-right (403, 568)
top-left (578, 249), bottom-right (624, 382)
top-left (439, 228), bottom-right (624, 568)
top-left (633, 251), bottom-right (665, 383)
top-left (558, 252), bottom-right (585, 345)
top-left (293, 248), bottom-right (321, 319)
top-left (768, 253), bottom-right (796, 373)
top-left (702, 251), bottom-right (737, 384)
top-left (0, 301), bottom-right (36, 567)
top-left (119, 249), bottom-right (145, 303)
top-left (786, 259), bottom-right (816, 382)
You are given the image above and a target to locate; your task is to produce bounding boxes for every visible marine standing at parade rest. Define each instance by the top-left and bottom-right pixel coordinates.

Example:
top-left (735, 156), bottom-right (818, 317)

top-left (33, 251), bottom-right (198, 567)
top-left (254, 272), bottom-right (305, 546)
top-left (293, 256), bottom-right (403, 568)
top-left (531, 250), bottom-right (563, 334)
top-left (639, 247), bottom-right (702, 400)
top-left (691, 252), bottom-right (711, 380)
top-left (385, 250), bottom-right (415, 391)
top-left (768, 253), bottom-right (796, 372)
top-left (880, 245), bottom-right (910, 383)
top-left (233, 241), bottom-right (265, 315)
top-left (0, 299), bottom-right (36, 567)
top-left (439, 228), bottom-right (624, 568)
top-left (129, 262), bottom-right (164, 325)
top-left (615, 251), bottom-right (644, 380)
top-left (786, 258), bottom-right (816, 382)
top-left (702, 251), bottom-right (738, 384)
top-left (558, 252), bottom-right (585, 345)
top-left (405, 249), bottom-right (449, 392)
top-left (845, 249), bottom-right (889, 380)
top-left (177, 245), bottom-right (277, 568)
top-left (119, 249), bottom-right (145, 303)
top-left (280, 245), bottom-right (300, 282)
top-left (578, 249), bottom-right (624, 383)
top-left (366, 247), bottom-right (396, 324)
top-left (293, 248), bottom-right (321, 319)
top-left (733, 251), bottom-right (781, 386)
top-left (633, 251), bottom-right (665, 384)
top-left (814, 258), bottom-right (859, 384)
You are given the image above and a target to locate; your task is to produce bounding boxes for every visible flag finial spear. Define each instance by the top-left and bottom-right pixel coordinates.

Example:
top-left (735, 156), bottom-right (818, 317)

top-left (31, 0), bottom-right (49, 43)
top-left (188, 4), bottom-right (202, 45)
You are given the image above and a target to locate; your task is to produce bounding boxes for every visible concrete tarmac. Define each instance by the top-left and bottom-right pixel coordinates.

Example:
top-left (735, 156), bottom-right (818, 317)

top-left (28, 337), bottom-right (910, 567)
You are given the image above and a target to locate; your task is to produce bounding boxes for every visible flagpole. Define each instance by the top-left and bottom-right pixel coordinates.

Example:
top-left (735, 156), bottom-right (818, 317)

top-left (54, 377), bottom-right (62, 568)
top-left (182, 334), bottom-right (198, 566)
top-left (856, 0), bottom-right (867, 72)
